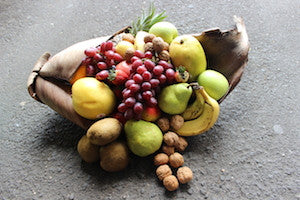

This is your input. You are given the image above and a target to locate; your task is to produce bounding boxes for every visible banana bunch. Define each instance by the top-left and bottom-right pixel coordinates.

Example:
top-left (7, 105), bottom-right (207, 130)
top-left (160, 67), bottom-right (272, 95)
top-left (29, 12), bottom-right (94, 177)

top-left (177, 84), bottom-right (220, 136)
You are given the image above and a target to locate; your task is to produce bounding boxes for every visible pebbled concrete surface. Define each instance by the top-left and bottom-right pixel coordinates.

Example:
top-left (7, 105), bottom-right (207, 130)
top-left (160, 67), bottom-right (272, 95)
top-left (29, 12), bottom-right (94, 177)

top-left (0, 0), bottom-right (299, 199)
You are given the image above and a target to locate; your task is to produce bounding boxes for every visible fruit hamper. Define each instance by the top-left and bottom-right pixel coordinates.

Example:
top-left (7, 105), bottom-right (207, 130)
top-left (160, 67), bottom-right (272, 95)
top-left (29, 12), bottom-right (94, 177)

top-left (27, 16), bottom-right (249, 129)
top-left (27, 8), bottom-right (249, 191)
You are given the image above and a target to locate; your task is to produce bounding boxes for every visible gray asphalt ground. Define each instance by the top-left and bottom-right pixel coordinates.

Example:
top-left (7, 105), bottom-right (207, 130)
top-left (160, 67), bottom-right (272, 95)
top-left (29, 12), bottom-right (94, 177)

top-left (1, 0), bottom-right (299, 199)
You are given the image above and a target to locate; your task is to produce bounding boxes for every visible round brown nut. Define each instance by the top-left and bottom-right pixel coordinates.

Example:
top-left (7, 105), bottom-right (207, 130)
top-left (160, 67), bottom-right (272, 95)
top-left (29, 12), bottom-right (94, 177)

top-left (163, 175), bottom-right (179, 191)
top-left (157, 117), bottom-right (170, 132)
top-left (156, 164), bottom-right (172, 181)
top-left (124, 48), bottom-right (135, 62)
top-left (158, 50), bottom-right (170, 61)
top-left (177, 166), bottom-right (193, 184)
top-left (169, 152), bottom-right (184, 168)
top-left (163, 131), bottom-right (179, 147)
top-left (170, 115), bottom-right (184, 131)
top-left (162, 145), bottom-right (175, 156)
top-left (122, 33), bottom-right (135, 44)
top-left (144, 42), bottom-right (154, 53)
top-left (144, 34), bottom-right (155, 43)
top-left (152, 37), bottom-right (165, 53)
top-left (154, 153), bottom-right (169, 166)
top-left (163, 42), bottom-right (169, 51)
top-left (175, 136), bottom-right (188, 152)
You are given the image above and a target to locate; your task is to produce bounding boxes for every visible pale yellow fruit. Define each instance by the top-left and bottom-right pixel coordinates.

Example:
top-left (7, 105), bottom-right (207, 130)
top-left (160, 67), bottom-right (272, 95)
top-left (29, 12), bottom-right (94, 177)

top-left (72, 77), bottom-right (116, 119)
top-left (115, 40), bottom-right (135, 58)
top-left (169, 35), bottom-right (207, 81)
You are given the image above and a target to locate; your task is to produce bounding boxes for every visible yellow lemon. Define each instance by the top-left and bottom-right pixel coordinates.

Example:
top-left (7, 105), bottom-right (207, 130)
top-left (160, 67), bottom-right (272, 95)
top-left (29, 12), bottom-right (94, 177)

top-left (72, 77), bottom-right (116, 119)
top-left (115, 40), bottom-right (135, 58)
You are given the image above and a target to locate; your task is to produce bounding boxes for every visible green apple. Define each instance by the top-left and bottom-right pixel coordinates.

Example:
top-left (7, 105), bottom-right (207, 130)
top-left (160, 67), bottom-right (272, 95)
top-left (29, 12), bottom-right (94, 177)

top-left (149, 21), bottom-right (178, 44)
top-left (197, 70), bottom-right (229, 100)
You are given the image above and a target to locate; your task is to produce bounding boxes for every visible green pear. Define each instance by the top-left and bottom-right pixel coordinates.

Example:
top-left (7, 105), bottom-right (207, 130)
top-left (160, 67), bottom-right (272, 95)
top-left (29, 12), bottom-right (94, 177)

top-left (125, 120), bottom-right (163, 157)
top-left (169, 35), bottom-right (207, 81)
top-left (158, 83), bottom-right (193, 114)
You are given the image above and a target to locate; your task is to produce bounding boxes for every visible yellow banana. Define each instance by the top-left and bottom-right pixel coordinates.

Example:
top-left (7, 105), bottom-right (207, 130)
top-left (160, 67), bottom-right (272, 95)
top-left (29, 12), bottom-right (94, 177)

top-left (134, 31), bottom-right (148, 52)
top-left (177, 85), bottom-right (220, 136)
top-left (181, 87), bottom-right (205, 120)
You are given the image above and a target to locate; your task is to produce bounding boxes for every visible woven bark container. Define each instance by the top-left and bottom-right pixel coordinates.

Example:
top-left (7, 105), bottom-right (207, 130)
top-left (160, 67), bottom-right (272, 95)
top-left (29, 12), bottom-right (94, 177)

top-left (27, 16), bottom-right (249, 130)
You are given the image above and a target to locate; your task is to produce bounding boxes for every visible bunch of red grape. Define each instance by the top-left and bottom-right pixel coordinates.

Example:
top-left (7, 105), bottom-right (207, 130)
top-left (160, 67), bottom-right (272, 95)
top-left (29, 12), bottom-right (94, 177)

top-left (81, 41), bottom-right (124, 80)
top-left (115, 50), bottom-right (176, 122)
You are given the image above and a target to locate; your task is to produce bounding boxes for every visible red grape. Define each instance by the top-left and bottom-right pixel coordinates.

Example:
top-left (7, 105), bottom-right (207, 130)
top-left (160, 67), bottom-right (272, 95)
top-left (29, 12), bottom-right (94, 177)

top-left (134, 50), bottom-right (145, 58)
top-left (153, 65), bottom-right (164, 76)
top-left (135, 93), bottom-right (143, 102)
top-left (132, 60), bottom-right (143, 71)
top-left (105, 50), bottom-right (115, 60)
top-left (123, 89), bottom-right (133, 99)
top-left (158, 60), bottom-right (173, 70)
top-left (84, 47), bottom-right (98, 57)
top-left (150, 79), bottom-right (160, 88)
top-left (113, 112), bottom-right (126, 124)
top-left (86, 65), bottom-right (96, 76)
top-left (93, 53), bottom-right (103, 62)
top-left (158, 74), bottom-right (167, 84)
top-left (136, 65), bottom-right (147, 75)
top-left (95, 70), bottom-right (109, 80)
top-left (124, 108), bottom-right (134, 120)
top-left (82, 57), bottom-right (92, 65)
top-left (144, 60), bottom-right (155, 71)
top-left (113, 53), bottom-right (123, 62)
top-left (142, 71), bottom-right (152, 81)
top-left (131, 56), bottom-right (140, 63)
top-left (125, 97), bottom-right (136, 107)
top-left (142, 91), bottom-right (152, 101)
top-left (105, 59), bottom-right (115, 67)
top-left (133, 102), bottom-right (144, 114)
top-left (144, 51), bottom-right (153, 59)
top-left (141, 82), bottom-right (151, 91)
top-left (97, 62), bottom-right (107, 70)
top-left (125, 79), bottom-right (135, 88)
top-left (129, 84), bottom-right (140, 93)
top-left (165, 69), bottom-right (175, 81)
top-left (133, 74), bottom-right (143, 84)
top-left (147, 97), bottom-right (158, 107)
top-left (118, 103), bottom-right (127, 113)
top-left (100, 42), bottom-right (106, 53)
top-left (105, 41), bottom-right (114, 51)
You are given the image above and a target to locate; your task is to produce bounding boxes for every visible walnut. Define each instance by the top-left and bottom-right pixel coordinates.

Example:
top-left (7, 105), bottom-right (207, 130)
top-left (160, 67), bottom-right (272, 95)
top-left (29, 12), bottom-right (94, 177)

top-left (157, 117), bottom-right (170, 132)
top-left (156, 164), bottom-right (172, 181)
top-left (177, 166), bottom-right (193, 184)
top-left (170, 115), bottom-right (184, 130)
top-left (158, 50), bottom-right (170, 61)
top-left (163, 131), bottom-right (179, 147)
top-left (122, 33), bottom-right (135, 44)
top-left (154, 153), bottom-right (169, 166)
top-left (163, 175), bottom-right (179, 191)
top-left (144, 42), bottom-right (154, 53)
top-left (169, 152), bottom-right (184, 168)
top-left (162, 145), bottom-right (175, 156)
top-left (163, 42), bottom-right (169, 51)
top-left (124, 48), bottom-right (135, 62)
top-left (144, 34), bottom-right (155, 43)
top-left (152, 37), bottom-right (165, 53)
top-left (175, 136), bottom-right (188, 152)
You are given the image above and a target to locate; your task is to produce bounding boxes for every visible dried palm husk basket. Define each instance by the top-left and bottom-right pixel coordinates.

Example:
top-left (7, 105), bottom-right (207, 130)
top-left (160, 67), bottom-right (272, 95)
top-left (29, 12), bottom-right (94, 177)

top-left (27, 16), bottom-right (249, 130)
